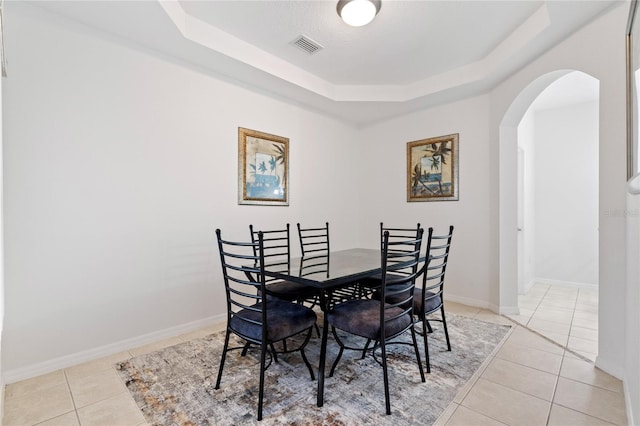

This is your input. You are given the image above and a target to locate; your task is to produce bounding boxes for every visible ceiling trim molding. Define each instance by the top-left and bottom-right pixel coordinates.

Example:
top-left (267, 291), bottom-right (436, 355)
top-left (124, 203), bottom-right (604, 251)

top-left (159, 0), bottom-right (550, 104)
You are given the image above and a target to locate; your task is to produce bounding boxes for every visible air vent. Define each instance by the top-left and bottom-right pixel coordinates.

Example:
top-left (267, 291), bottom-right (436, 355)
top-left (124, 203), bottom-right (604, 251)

top-left (291, 35), bottom-right (323, 55)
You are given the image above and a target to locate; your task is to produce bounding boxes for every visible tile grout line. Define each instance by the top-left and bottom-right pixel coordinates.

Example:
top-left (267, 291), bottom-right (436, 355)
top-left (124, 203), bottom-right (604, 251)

top-left (62, 369), bottom-right (82, 426)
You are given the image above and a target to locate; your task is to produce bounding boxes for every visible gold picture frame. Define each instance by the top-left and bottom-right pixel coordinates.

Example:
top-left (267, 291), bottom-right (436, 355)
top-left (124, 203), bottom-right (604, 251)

top-left (238, 127), bottom-right (289, 206)
top-left (407, 133), bottom-right (459, 202)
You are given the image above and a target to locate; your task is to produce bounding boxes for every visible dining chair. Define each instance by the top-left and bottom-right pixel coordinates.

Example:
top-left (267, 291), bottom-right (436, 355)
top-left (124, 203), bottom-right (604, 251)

top-left (325, 228), bottom-right (426, 415)
top-left (249, 224), bottom-right (319, 303)
top-left (359, 222), bottom-right (422, 296)
top-left (297, 222), bottom-right (349, 308)
top-left (214, 229), bottom-right (317, 421)
top-left (297, 222), bottom-right (330, 258)
top-left (413, 225), bottom-right (454, 373)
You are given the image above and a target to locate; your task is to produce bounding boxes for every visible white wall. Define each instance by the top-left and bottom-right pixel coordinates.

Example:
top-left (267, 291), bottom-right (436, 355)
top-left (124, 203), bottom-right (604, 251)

top-left (533, 101), bottom-right (599, 286)
top-left (517, 109), bottom-right (535, 292)
top-left (1, 4), bottom-right (361, 378)
top-left (0, 39), bottom-right (5, 418)
top-left (489, 1), bottom-right (633, 417)
top-left (357, 95), bottom-right (493, 308)
top-left (625, 189), bottom-right (640, 425)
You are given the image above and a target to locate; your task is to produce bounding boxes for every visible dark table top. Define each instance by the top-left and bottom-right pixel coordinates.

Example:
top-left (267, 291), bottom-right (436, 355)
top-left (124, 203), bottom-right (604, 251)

top-left (263, 248), bottom-right (381, 289)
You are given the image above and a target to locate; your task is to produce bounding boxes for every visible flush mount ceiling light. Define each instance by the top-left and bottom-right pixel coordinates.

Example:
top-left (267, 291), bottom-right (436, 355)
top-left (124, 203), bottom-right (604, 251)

top-left (337, 0), bottom-right (381, 27)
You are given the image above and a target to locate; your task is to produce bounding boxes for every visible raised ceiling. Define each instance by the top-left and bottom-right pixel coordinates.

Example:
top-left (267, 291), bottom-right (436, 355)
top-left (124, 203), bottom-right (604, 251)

top-left (30, 0), bottom-right (619, 126)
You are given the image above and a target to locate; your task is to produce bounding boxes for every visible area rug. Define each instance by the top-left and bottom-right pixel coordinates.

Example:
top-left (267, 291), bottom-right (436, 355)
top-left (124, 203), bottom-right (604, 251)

top-left (116, 314), bottom-right (511, 425)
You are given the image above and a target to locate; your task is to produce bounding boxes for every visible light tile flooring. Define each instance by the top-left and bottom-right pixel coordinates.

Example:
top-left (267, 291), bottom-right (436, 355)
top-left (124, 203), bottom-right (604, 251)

top-left (3, 301), bottom-right (626, 426)
top-left (506, 282), bottom-right (599, 361)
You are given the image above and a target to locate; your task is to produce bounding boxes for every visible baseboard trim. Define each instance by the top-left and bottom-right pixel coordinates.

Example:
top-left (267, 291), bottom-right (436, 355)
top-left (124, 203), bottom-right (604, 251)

top-left (535, 278), bottom-right (598, 289)
top-left (3, 313), bottom-right (226, 384)
top-left (444, 294), bottom-right (516, 315)
top-left (444, 294), bottom-right (491, 310)
top-left (623, 378), bottom-right (636, 426)
top-left (594, 355), bottom-right (625, 380)
top-left (496, 305), bottom-right (520, 315)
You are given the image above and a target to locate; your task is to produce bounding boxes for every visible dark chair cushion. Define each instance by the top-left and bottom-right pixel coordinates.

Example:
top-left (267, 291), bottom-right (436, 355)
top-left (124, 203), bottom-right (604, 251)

top-left (265, 280), bottom-right (319, 301)
top-left (359, 272), bottom-right (405, 289)
top-left (413, 288), bottom-right (442, 317)
top-left (326, 299), bottom-right (412, 340)
top-left (371, 283), bottom-right (413, 309)
top-left (230, 300), bottom-right (317, 342)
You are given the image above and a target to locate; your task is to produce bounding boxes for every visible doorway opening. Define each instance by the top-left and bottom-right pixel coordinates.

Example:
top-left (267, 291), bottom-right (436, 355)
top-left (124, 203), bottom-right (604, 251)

top-left (501, 70), bottom-right (600, 360)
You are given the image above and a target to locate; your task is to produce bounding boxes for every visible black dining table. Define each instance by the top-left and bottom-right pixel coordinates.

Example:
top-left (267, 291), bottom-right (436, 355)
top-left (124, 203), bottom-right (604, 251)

top-left (263, 247), bottom-right (383, 407)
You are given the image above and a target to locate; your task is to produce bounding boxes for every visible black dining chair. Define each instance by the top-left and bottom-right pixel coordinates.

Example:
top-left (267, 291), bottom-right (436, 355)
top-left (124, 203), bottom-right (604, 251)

top-left (249, 224), bottom-right (319, 304)
top-left (214, 229), bottom-right (317, 421)
top-left (359, 222), bottom-right (422, 296)
top-left (325, 228), bottom-right (426, 415)
top-left (298, 222), bottom-right (349, 307)
top-left (414, 225), bottom-right (454, 373)
top-left (297, 222), bottom-right (330, 258)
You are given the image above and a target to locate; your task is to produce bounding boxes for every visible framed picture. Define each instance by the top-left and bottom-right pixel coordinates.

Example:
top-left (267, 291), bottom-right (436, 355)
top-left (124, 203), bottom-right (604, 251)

top-left (407, 133), bottom-right (459, 202)
top-left (628, 0), bottom-right (640, 183)
top-left (238, 127), bottom-right (289, 206)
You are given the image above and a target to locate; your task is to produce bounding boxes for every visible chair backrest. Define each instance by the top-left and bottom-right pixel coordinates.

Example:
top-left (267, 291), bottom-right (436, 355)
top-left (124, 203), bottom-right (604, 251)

top-left (420, 225), bottom-right (454, 310)
top-left (297, 222), bottom-right (330, 258)
top-left (216, 228), bottom-right (267, 344)
top-left (297, 222), bottom-right (330, 278)
top-left (379, 227), bottom-right (424, 341)
top-left (378, 222), bottom-right (421, 276)
top-left (249, 224), bottom-right (291, 283)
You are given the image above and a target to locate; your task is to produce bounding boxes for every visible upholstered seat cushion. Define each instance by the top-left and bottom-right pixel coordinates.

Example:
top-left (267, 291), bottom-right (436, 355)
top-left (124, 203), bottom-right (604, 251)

top-left (265, 280), bottom-right (319, 301)
top-left (359, 272), bottom-right (405, 289)
top-left (413, 288), bottom-right (442, 317)
top-left (326, 299), bottom-right (412, 340)
top-left (230, 300), bottom-right (317, 342)
top-left (371, 283), bottom-right (413, 307)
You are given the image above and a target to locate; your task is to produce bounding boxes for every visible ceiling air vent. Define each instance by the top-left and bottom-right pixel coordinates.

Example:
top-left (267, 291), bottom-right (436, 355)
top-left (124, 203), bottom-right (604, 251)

top-left (291, 35), bottom-right (323, 55)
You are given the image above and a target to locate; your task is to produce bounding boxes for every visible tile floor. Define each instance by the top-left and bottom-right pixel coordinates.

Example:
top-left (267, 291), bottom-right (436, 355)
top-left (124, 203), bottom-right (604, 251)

top-left (3, 301), bottom-right (626, 426)
top-left (506, 282), bottom-right (599, 361)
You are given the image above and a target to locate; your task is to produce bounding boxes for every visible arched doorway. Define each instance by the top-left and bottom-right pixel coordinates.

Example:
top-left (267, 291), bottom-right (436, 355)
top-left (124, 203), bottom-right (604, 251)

top-left (499, 70), bottom-right (600, 357)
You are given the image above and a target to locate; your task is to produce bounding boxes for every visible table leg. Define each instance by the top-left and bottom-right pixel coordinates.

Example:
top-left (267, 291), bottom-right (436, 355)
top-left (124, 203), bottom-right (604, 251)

top-left (317, 291), bottom-right (330, 407)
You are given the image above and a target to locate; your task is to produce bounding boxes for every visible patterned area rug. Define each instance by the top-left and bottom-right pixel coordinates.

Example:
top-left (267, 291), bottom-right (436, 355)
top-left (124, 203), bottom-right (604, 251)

top-left (116, 314), bottom-right (511, 425)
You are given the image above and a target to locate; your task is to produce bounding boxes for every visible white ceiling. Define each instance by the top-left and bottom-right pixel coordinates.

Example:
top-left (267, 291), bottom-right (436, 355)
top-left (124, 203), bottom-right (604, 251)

top-left (30, 0), bottom-right (619, 126)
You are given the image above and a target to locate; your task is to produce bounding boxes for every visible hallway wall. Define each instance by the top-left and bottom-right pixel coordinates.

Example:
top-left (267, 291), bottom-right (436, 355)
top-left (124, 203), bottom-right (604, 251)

top-left (533, 101), bottom-right (599, 286)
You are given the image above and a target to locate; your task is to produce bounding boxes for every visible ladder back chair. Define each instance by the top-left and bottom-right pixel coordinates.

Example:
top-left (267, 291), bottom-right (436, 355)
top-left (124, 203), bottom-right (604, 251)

top-left (359, 222), bottom-right (422, 296)
top-left (325, 228), bottom-right (426, 415)
top-left (249, 224), bottom-right (319, 303)
top-left (414, 225), bottom-right (454, 373)
top-left (214, 229), bottom-right (317, 421)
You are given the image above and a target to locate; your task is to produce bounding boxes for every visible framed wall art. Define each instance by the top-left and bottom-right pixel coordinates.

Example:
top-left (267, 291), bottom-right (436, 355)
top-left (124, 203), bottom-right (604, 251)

top-left (407, 133), bottom-right (459, 202)
top-left (238, 127), bottom-right (289, 206)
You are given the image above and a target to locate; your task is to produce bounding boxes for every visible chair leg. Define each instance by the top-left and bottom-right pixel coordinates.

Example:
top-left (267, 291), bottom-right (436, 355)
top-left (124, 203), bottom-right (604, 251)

top-left (329, 327), bottom-right (345, 377)
top-left (381, 340), bottom-right (391, 415)
top-left (241, 341), bottom-right (251, 357)
top-left (441, 306), bottom-right (451, 351)
top-left (257, 341), bottom-right (267, 421)
top-left (215, 328), bottom-right (231, 389)
top-left (410, 326), bottom-right (425, 382)
top-left (299, 328), bottom-right (316, 381)
top-left (426, 319), bottom-right (434, 333)
top-left (422, 319), bottom-right (431, 374)
top-left (361, 339), bottom-right (371, 359)
top-left (271, 343), bottom-right (280, 362)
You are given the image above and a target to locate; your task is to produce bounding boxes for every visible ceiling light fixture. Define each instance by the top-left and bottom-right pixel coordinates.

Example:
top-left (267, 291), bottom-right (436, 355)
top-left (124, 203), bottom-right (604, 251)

top-left (337, 0), bottom-right (381, 27)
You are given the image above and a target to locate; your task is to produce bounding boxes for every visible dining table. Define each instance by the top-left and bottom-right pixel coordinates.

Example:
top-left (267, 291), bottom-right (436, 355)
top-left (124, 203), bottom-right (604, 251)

top-left (263, 247), bottom-right (384, 407)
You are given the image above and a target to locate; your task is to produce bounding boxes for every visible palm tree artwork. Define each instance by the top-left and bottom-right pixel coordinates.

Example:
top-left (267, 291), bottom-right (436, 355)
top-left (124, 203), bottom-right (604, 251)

top-left (244, 137), bottom-right (287, 201)
top-left (239, 128), bottom-right (289, 205)
top-left (409, 138), bottom-right (455, 199)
